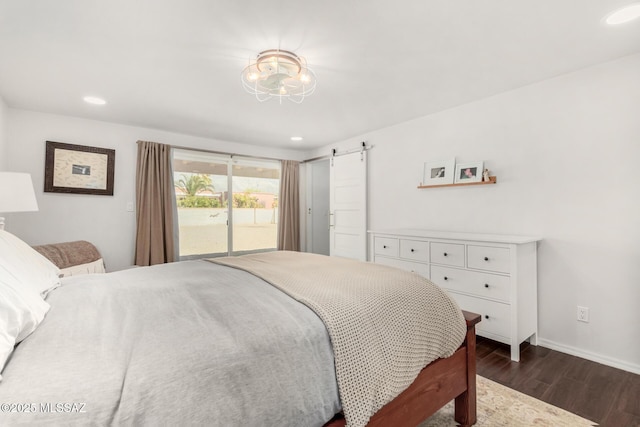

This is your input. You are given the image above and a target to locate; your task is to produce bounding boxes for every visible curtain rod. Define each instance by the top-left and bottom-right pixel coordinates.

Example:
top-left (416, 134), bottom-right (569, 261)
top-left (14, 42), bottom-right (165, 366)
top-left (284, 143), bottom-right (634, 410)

top-left (140, 141), bottom-right (371, 164)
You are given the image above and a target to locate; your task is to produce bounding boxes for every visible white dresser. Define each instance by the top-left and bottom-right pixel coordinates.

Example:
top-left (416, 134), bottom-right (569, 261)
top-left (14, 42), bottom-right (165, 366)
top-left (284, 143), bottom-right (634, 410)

top-left (369, 229), bottom-right (541, 361)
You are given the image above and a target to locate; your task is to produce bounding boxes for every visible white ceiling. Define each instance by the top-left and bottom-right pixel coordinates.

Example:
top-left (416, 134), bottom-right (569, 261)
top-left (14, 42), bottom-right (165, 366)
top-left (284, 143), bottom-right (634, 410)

top-left (1, 1), bottom-right (639, 150)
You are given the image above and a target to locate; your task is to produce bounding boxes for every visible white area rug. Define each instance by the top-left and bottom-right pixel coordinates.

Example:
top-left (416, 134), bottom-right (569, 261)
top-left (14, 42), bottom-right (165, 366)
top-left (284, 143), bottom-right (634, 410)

top-left (420, 376), bottom-right (597, 426)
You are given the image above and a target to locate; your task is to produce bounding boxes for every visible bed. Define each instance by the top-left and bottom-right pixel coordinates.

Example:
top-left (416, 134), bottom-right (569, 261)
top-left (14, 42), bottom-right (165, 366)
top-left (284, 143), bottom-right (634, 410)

top-left (0, 230), bottom-right (480, 427)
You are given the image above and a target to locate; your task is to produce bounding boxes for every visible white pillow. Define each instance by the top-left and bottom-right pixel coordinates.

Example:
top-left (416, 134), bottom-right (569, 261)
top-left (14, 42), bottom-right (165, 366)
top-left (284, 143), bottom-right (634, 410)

top-left (59, 258), bottom-right (106, 277)
top-left (0, 266), bottom-right (50, 379)
top-left (0, 230), bottom-right (61, 297)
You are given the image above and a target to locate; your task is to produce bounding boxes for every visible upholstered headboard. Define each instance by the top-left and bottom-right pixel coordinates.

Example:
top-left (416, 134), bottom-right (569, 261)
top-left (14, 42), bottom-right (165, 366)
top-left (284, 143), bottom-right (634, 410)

top-left (32, 240), bottom-right (106, 277)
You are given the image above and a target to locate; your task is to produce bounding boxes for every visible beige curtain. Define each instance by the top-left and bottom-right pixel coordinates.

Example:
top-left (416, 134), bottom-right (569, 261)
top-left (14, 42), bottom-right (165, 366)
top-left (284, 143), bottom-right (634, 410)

top-left (134, 140), bottom-right (177, 265)
top-left (277, 160), bottom-right (300, 251)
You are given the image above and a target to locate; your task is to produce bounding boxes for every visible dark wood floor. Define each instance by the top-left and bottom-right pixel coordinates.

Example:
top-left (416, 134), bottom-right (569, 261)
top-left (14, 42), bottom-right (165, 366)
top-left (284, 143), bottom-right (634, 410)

top-left (476, 337), bottom-right (640, 426)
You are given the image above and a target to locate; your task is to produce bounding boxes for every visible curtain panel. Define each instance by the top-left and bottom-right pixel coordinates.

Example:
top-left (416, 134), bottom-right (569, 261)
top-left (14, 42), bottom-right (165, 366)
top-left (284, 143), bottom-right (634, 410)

top-left (134, 140), bottom-right (177, 265)
top-left (277, 160), bottom-right (300, 251)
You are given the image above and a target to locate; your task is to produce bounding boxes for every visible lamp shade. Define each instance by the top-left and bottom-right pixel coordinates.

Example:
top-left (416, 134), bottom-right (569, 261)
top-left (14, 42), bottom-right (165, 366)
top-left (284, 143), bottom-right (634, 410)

top-left (0, 172), bottom-right (39, 213)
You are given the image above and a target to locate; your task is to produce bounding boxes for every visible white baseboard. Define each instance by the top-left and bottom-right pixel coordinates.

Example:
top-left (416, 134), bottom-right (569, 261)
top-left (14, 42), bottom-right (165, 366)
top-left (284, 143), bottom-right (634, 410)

top-left (537, 338), bottom-right (640, 375)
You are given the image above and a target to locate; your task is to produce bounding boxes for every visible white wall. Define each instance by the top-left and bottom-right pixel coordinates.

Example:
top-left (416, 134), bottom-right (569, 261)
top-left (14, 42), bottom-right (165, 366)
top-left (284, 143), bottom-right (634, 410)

top-left (308, 53), bottom-right (640, 373)
top-left (5, 109), bottom-right (305, 271)
top-left (0, 95), bottom-right (7, 170)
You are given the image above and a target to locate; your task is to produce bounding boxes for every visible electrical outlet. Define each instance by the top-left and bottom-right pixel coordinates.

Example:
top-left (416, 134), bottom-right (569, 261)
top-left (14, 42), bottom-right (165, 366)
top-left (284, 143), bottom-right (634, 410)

top-left (577, 306), bottom-right (589, 323)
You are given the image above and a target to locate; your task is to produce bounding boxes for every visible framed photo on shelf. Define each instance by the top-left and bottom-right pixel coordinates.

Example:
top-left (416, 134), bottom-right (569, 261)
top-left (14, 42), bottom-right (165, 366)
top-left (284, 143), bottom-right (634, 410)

top-left (44, 141), bottom-right (115, 195)
top-left (422, 158), bottom-right (456, 186)
top-left (454, 161), bottom-right (484, 184)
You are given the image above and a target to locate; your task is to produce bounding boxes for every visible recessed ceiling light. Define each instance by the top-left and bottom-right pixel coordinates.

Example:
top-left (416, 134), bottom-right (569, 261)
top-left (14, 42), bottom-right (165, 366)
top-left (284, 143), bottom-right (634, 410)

top-left (290, 136), bottom-right (303, 141)
top-left (605, 3), bottom-right (640, 25)
top-left (83, 96), bottom-right (107, 105)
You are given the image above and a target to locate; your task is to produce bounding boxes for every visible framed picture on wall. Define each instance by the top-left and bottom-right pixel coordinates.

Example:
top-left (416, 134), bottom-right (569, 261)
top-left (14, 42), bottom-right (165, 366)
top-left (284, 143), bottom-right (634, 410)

top-left (44, 141), bottom-right (115, 195)
top-left (454, 161), bottom-right (484, 184)
top-left (422, 158), bottom-right (456, 186)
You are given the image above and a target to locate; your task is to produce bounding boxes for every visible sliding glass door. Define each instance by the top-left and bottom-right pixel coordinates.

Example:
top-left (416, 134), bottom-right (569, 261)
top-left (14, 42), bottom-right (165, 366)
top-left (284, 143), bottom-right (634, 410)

top-left (173, 149), bottom-right (230, 258)
top-left (231, 158), bottom-right (280, 255)
top-left (172, 148), bottom-right (280, 259)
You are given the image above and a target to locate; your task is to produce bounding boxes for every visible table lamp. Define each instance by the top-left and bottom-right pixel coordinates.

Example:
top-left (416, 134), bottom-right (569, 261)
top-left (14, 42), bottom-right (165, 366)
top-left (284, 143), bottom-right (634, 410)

top-left (0, 172), bottom-right (39, 230)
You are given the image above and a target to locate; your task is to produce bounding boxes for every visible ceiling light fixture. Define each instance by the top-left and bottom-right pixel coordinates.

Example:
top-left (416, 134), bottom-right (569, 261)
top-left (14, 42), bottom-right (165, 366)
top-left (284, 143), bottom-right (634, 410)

top-left (83, 96), bottom-right (107, 105)
top-left (605, 3), bottom-right (640, 24)
top-left (290, 136), bottom-right (303, 142)
top-left (241, 49), bottom-right (316, 104)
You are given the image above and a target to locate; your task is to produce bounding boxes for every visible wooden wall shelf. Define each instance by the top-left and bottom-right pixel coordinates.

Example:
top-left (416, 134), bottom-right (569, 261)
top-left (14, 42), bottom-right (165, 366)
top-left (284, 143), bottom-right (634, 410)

top-left (417, 176), bottom-right (497, 189)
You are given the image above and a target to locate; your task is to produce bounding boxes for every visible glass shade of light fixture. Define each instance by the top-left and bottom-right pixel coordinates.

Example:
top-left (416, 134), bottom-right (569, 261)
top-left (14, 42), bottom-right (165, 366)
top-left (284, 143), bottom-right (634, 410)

top-left (241, 49), bottom-right (316, 104)
top-left (0, 172), bottom-right (39, 230)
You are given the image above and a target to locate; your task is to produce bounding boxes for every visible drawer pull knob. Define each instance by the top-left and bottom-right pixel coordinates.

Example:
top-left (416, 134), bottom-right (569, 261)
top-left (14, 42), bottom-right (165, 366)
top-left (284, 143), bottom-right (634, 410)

top-left (383, 245), bottom-right (387, 249)
top-left (443, 252), bottom-right (448, 257)
top-left (484, 257), bottom-right (489, 261)
top-left (484, 315), bottom-right (490, 319)
top-left (443, 276), bottom-right (448, 281)
top-left (484, 283), bottom-right (489, 288)
top-left (411, 249), bottom-right (415, 252)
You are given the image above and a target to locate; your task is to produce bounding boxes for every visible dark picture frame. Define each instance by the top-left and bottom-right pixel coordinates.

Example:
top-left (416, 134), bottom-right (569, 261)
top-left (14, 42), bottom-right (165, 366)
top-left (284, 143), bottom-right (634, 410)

top-left (44, 141), bottom-right (115, 195)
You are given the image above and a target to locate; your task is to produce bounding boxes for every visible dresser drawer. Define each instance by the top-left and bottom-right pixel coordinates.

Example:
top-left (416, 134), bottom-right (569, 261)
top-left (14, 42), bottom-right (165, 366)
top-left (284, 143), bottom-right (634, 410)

top-left (431, 265), bottom-right (509, 302)
top-left (430, 242), bottom-right (465, 267)
top-left (447, 292), bottom-right (511, 340)
top-left (374, 237), bottom-right (399, 257)
top-left (374, 256), bottom-right (429, 278)
top-left (467, 245), bottom-right (510, 274)
top-left (399, 239), bottom-right (429, 262)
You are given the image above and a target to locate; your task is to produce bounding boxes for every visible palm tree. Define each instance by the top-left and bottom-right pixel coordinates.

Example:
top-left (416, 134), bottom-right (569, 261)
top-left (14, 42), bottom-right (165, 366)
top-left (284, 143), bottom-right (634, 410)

top-left (175, 174), bottom-right (214, 196)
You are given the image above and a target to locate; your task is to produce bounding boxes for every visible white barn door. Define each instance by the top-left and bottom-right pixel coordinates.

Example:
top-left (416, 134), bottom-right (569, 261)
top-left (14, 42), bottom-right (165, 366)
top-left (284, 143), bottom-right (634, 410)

top-left (329, 150), bottom-right (367, 261)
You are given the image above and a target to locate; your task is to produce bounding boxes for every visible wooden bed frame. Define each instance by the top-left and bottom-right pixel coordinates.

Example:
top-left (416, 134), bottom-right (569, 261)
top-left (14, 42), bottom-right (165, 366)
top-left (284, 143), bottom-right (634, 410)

top-left (325, 311), bottom-right (481, 427)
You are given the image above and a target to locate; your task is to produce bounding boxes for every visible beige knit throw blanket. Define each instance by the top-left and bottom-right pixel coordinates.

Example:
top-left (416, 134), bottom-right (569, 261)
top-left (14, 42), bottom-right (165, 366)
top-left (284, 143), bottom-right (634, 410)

top-left (210, 251), bottom-right (466, 427)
